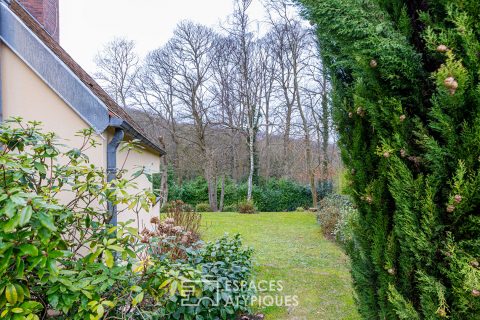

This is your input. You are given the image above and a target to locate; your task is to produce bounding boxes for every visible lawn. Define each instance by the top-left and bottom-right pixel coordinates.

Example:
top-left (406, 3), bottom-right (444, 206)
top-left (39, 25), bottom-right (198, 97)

top-left (200, 212), bottom-right (360, 320)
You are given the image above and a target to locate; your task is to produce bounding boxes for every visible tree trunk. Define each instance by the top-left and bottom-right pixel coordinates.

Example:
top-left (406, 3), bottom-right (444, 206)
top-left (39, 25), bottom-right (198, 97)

top-left (321, 88), bottom-right (329, 181)
top-left (219, 175), bottom-right (225, 212)
top-left (158, 137), bottom-right (169, 208)
top-left (206, 165), bottom-right (218, 212)
top-left (282, 106), bottom-right (292, 177)
top-left (247, 127), bottom-right (254, 201)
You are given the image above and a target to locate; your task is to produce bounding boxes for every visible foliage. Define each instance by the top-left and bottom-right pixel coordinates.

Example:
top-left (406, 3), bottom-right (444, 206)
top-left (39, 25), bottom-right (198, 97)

top-left (296, 207), bottom-right (306, 212)
top-left (0, 120), bottom-right (254, 319)
top-left (166, 176), bottom-right (332, 212)
top-left (139, 234), bottom-right (254, 320)
top-left (317, 194), bottom-right (356, 242)
top-left (0, 119), bottom-right (156, 319)
top-left (238, 201), bottom-right (256, 214)
top-left (222, 204), bottom-right (238, 212)
top-left (140, 217), bottom-right (200, 261)
top-left (195, 202), bottom-right (212, 212)
top-left (160, 199), bottom-right (194, 213)
top-left (161, 200), bottom-right (201, 237)
top-left (298, 0), bottom-right (480, 318)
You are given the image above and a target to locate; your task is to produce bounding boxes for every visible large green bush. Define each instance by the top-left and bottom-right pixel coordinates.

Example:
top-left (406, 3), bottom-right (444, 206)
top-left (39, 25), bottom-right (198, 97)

top-left (298, 0), bottom-right (480, 318)
top-left (0, 119), bottom-right (254, 319)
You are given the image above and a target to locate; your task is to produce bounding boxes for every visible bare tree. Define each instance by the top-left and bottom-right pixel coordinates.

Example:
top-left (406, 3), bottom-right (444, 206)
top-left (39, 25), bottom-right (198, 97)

top-left (267, 0), bottom-right (321, 206)
top-left (135, 48), bottom-right (182, 185)
top-left (94, 38), bottom-right (139, 108)
top-left (92, 1), bottom-right (335, 210)
top-left (167, 21), bottom-right (219, 210)
top-left (229, 0), bottom-right (263, 202)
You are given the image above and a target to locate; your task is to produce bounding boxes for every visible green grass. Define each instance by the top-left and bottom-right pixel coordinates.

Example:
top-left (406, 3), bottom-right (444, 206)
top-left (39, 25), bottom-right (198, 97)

top-left (200, 212), bottom-right (360, 320)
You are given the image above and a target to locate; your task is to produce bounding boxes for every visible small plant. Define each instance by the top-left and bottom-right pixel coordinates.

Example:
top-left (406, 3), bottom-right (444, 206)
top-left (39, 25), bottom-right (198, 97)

top-left (162, 200), bottom-right (201, 236)
top-left (296, 206), bottom-right (306, 212)
top-left (238, 200), bottom-right (256, 214)
top-left (195, 202), bottom-right (212, 212)
top-left (141, 216), bottom-right (201, 260)
top-left (317, 194), bottom-right (355, 240)
top-left (223, 204), bottom-right (238, 212)
top-left (161, 199), bottom-right (194, 213)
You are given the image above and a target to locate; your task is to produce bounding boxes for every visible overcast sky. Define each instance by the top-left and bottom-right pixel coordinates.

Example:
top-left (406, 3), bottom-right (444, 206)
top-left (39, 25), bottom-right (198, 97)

top-left (59, 0), bottom-right (268, 73)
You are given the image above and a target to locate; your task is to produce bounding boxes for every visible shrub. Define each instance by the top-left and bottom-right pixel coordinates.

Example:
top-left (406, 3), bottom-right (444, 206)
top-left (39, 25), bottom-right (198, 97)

top-left (0, 120), bottom-right (158, 319)
top-left (333, 204), bottom-right (359, 248)
top-left (0, 120), bottom-right (254, 320)
top-left (296, 206), bottom-right (306, 212)
top-left (141, 217), bottom-right (201, 260)
top-left (156, 175), bottom-right (330, 212)
top-left (238, 200), bottom-right (256, 214)
top-left (140, 234), bottom-right (254, 320)
top-left (195, 202), bottom-right (212, 212)
top-left (160, 199), bottom-right (194, 214)
top-left (222, 204), bottom-right (238, 212)
top-left (317, 194), bottom-right (353, 240)
top-left (300, 0), bottom-right (480, 317)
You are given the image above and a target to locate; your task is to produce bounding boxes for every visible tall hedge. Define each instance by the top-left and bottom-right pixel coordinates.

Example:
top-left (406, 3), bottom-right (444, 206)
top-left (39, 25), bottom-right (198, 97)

top-left (297, 0), bottom-right (480, 318)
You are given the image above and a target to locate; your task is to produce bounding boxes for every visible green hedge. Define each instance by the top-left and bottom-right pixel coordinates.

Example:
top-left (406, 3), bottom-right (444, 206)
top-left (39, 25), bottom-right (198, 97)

top-left (157, 175), bottom-right (333, 212)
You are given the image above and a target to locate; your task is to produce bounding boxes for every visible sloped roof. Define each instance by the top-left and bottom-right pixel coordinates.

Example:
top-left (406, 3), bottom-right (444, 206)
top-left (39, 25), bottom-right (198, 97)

top-left (8, 0), bottom-right (165, 155)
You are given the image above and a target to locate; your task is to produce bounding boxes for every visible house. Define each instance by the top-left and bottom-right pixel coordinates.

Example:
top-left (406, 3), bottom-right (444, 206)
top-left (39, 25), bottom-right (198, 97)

top-left (0, 0), bottom-right (166, 228)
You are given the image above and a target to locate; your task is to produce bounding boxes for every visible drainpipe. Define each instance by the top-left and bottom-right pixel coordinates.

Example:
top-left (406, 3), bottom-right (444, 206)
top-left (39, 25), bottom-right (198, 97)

top-left (0, 39), bottom-right (3, 123)
top-left (107, 127), bottom-right (124, 225)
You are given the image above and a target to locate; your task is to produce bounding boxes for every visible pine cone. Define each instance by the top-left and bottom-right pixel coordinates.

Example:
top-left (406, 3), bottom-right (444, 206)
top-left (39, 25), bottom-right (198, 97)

top-left (436, 308), bottom-right (447, 317)
top-left (436, 44), bottom-right (448, 53)
top-left (454, 195), bottom-right (462, 203)
top-left (356, 107), bottom-right (365, 117)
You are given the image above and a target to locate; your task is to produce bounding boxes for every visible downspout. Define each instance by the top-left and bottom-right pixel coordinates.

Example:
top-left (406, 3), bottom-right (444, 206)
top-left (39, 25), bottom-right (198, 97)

top-left (0, 27), bottom-right (3, 123)
top-left (107, 127), bottom-right (124, 225)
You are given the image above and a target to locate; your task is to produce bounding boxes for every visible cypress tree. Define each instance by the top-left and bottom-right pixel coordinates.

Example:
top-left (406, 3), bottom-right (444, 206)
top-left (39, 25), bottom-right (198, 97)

top-left (296, 0), bottom-right (480, 318)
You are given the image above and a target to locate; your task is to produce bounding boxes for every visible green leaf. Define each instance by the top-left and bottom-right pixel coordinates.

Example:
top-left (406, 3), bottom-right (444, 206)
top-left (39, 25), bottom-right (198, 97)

top-left (20, 301), bottom-right (43, 312)
top-left (106, 245), bottom-right (124, 252)
top-left (15, 258), bottom-right (25, 279)
top-left (104, 250), bottom-right (114, 268)
top-left (132, 292), bottom-right (144, 306)
top-left (2, 201), bottom-right (16, 218)
top-left (5, 284), bottom-right (17, 304)
top-left (19, 206), bottom-right (33, 227)
top-left (3, 214), bottom-right (21, 233)
top-left (38, 212), bottom-right (56, 231)
top-left (11, 307), bottom-right (23, 313)
top-left (19, 244), bottom-right (38, 257)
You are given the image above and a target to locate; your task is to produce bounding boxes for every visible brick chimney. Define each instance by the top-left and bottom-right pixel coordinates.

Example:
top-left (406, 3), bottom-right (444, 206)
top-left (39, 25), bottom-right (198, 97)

top-left (17, 0), bottom-right (59, 42)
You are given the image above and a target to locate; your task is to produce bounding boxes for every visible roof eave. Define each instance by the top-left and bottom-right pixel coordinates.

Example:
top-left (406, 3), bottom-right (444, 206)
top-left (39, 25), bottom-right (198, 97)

top-left (109, 117), bottom-right (166, 156)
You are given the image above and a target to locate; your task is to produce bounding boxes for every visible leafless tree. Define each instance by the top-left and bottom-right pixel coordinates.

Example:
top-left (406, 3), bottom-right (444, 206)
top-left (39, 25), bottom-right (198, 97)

top-left (94, 38), bottom-right (139, 108)
top-left (167, 21), bottom-right (219, 210)
top-left (134, 47), bottom-right (182, 185)
top-left (229, 0), bottom-right (263, 202)
top-left (266, 0), bottom-right (321, 206)
top-left (93, 1), bottom-right (336, 210)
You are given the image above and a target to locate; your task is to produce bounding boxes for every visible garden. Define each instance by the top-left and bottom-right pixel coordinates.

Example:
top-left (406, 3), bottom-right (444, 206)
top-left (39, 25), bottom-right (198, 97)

top-left (2, 0), bottom-right (480, 318)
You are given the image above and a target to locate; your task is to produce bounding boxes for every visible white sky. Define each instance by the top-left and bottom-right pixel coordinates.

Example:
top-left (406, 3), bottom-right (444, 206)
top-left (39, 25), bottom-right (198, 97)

top-left (59, 0), bottom-right (268, 73)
